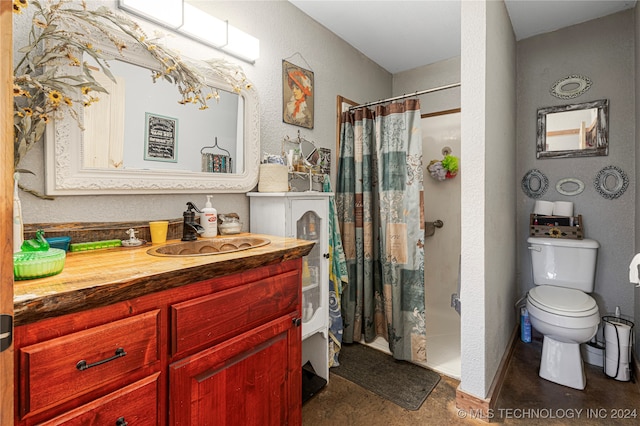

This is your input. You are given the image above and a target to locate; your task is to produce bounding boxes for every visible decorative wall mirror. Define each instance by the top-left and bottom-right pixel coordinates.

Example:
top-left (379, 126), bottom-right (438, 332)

top-left (536, 99), bottom-right (608, 159)
top-left (45, 37), bottom-right (260, 195)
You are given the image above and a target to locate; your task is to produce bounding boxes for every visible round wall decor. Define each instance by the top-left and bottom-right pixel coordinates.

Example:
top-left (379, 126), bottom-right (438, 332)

top-left (594, 165), bottom-right (628, 199)
top-left (550, 75), bottom-right (592, 100)
top-left (556, 177), bottom-right (585, 196)
top-left (522, 169), bottom-right (549, 199)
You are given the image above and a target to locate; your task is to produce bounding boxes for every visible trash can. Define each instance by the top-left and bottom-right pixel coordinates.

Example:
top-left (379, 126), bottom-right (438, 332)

top-left (602, 315), bottom-right (634, 381)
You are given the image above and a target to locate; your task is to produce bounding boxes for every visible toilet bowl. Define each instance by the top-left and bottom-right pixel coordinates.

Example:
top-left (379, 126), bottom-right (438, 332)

top-left (526, 285), bottom-right (600, 390)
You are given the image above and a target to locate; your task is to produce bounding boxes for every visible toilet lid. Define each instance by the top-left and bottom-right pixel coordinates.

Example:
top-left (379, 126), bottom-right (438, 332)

top-left (528, 286), bottom-right (598, 317)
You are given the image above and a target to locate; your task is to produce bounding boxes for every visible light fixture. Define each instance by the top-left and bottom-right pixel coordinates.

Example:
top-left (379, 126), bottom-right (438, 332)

top-left (118, 0), bottom-right (259, 63)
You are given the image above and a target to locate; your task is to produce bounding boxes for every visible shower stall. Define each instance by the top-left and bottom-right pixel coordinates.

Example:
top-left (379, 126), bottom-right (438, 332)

top-left (419, 109), bottom-right (461, 379)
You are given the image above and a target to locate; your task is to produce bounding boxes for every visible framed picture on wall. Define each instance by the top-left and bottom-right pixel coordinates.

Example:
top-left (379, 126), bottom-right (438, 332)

top-left (144, 113), bottom-right (178, 162)
top-left (282, 60), bottom-right (314, 129)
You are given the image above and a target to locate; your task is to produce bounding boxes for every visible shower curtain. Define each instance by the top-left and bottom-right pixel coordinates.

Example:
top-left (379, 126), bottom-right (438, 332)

top-left (336, 99), bottom-right (426, 362)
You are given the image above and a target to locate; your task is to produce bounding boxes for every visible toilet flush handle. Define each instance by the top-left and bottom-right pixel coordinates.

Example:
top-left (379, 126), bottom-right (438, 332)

top-left (528, 246), bottom-right (541, 252)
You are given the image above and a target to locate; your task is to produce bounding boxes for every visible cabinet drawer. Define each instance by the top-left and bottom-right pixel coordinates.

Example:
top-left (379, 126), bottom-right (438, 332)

top-left (39, 373), bottom-right (159, 426)
top-left (19, 310), bottom-right (160, 418)
top-left (171, 270), bottom-right (299, 356)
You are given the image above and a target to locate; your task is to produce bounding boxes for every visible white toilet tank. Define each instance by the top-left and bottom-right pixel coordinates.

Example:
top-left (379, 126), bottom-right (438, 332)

top-left (528, 237), bottom-right (599, 292)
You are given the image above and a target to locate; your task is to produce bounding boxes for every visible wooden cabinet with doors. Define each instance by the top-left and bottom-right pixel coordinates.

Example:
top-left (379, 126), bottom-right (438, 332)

top-left (14, 260), bottom-right (303, 425)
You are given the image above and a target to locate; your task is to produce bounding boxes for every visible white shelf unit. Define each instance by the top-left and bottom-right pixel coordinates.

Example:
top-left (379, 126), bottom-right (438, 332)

top-left (247, 192), bottom-right (331, 382)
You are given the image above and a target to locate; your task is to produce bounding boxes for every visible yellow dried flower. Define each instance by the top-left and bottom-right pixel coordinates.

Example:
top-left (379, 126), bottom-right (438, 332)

top-left (23, 107), bottom-right (33, 116)
top-left (81, 86), bottom-right (91, 95)
top-left (40, 114), bottom-right (50, 123)
top-left (33, 19), bottom-right (48, 28)
top-left (48, 90), bottom-right (62, 105)
top-left (199, 105), bottom-right (209, 110)
top-left (64, 97), bottom-right (73, 106)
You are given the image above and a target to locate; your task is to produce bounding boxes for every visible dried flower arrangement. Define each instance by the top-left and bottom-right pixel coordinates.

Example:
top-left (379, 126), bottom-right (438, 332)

top-left (12, 0), bottom-right (252, 195)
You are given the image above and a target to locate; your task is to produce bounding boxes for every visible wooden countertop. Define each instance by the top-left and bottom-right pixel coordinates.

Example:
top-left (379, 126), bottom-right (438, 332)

top-left (14, 233), bottom-right (313, 327)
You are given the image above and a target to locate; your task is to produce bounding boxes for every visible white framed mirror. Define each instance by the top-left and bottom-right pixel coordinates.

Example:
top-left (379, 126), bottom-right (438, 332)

top-left (536, 99), bottom-right (608, 159)
top-left (45, 37), bottom-right (260, 195)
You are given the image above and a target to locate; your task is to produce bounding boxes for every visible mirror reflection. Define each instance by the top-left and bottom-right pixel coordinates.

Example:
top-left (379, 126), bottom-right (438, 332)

top-left (46, 37), bottom-right (260, 195)
top-left (536, 99), bottom-right (609, 159)
top-left (83, 58), bottom-right (244, 174)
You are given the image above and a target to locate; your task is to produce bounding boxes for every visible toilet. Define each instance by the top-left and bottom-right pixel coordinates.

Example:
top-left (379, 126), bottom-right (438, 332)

top-left (526, 237), bottom-right (601, 390)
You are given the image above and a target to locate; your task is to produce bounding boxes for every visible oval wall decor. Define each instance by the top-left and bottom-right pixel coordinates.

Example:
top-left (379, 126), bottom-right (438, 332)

top-left (522, 169), bottom-right (549, 199)
top-left (555, 177), bottom-right (585, 196)
top-left (550, 75), bottom-right (592, 100)
top-left (594, 165), bottom-right (628, 199)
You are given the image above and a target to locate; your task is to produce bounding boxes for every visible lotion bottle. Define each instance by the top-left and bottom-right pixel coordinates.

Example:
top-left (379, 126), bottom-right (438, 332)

top-left (201, 195), bottom-right (218, 237)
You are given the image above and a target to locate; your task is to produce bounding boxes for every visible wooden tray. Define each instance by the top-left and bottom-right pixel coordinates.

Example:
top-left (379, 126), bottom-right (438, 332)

top-left (529, 214), bottom-right (583, 239)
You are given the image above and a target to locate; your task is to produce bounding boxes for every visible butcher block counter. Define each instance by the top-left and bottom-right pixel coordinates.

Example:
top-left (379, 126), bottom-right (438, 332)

top-left (13, 233), bottom-right (311, 425)
top-left (13, 233), bottom-right (313, 326)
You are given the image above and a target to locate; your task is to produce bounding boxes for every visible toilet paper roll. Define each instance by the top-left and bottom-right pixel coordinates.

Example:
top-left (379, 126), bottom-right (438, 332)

top-left (605, 321), bottom-right (632, 345)
top-left (553, 201), bottom-right (574, 217)
top-left (533, 200), bottom-right (554, 216)
top-left (605, 356), bottom-right (631, 381)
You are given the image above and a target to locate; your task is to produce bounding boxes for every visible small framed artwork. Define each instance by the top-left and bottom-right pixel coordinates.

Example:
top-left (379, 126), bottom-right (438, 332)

top-left (318, 147), bottom-right (331, 175)
top-left (282, 60), bottom-right (314, 129)
top-left (144, 113), bottom-right (178, 162)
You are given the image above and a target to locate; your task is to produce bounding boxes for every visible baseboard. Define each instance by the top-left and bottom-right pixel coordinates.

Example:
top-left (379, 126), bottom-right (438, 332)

top-left (455, 323), bottom-right (519, 423)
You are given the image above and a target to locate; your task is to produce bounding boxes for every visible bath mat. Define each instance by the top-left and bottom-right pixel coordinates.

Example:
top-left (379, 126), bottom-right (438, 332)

top-left (332, 343), bottom-right (440, 411)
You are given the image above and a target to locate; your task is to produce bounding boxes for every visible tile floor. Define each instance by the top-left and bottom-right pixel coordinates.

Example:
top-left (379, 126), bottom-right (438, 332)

top-left (302, 332), bottom-right (640, 425)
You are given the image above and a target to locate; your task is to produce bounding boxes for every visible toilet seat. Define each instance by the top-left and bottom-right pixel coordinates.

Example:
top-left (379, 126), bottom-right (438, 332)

top-left (528, 285), bottom-right (599, 317)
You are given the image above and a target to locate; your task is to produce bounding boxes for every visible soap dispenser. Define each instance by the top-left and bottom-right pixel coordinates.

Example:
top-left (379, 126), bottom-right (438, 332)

top-left (201, 195), bottom-right (218, 238)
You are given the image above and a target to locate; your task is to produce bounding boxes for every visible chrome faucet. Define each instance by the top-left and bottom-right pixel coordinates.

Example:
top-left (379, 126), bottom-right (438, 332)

top-left (182, 202), bottom-right (205, 241)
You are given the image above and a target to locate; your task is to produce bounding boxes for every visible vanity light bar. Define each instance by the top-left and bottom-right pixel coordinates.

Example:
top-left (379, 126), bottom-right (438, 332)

top-left (118, 0), bottom-right (259, 63)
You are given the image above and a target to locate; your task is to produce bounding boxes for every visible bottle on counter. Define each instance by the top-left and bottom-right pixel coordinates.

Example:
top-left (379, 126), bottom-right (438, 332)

top-left (201, 195), bottom-right (218, 237)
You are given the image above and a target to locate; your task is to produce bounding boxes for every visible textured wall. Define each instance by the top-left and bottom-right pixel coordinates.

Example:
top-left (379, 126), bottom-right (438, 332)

top-left (634, 3), bottom-right (639, 357)
top-left (14, 0), bottom-right (391, 224)
top-left (459, 0), bottom-right (517, 399)
top-left (516, 10), bottom-right (636, 322)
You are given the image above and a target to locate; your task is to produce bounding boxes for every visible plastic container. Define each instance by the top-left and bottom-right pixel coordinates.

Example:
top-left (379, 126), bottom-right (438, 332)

top-left (14, 248), bottom-right (66, 280)
top-left (201, 195), bottom-right (218, 238)
top-left (46, 236), bottom-right (71, 251)
top-left (521, 307), bottom-right (532, 343)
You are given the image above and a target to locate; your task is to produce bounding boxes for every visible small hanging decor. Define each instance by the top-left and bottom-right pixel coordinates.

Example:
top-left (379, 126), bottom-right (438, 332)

top-left (427, 149), bottom-right (459, 182)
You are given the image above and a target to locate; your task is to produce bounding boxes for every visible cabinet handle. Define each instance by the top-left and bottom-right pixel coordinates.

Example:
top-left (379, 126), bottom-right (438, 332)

top-left (115, 417), bottom-right (128, 426)
top-left (323, 253), bottom-right (329, 259)
top-left (293, 318), bottom-right (302, 327)
top-left (76, 347), bottom-right (127, 371)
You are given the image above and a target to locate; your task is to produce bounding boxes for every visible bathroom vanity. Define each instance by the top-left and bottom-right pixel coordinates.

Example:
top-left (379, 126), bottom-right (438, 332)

top-left (12, 234), bottom-right (312, 425)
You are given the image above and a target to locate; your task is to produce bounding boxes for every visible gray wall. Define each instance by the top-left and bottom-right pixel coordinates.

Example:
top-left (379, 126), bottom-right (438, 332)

top-left (392, 56), bottom-right (461, 112)
top-left (516, 10), bottom-right (636, 322)
top-left (635, 3), bottom-right (640, 356)
top-left (14, 0), bottom-right (391, 225)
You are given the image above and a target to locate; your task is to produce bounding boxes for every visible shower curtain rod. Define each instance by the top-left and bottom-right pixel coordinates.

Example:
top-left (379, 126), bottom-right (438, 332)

top-left (348, 82), bottom-right (461, 110)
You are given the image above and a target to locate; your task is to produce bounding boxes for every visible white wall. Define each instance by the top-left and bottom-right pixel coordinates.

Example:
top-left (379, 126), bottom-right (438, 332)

top-left (459, 0), bottom-right (517, 398)
top-left (14, 0), bottom-right (391, 224)
top-left (516, 10), bottom-right (636, 323)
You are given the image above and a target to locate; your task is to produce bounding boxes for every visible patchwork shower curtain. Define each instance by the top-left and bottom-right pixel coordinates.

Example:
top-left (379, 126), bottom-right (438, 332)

top-left (336, 99), bottom-right (426, 362)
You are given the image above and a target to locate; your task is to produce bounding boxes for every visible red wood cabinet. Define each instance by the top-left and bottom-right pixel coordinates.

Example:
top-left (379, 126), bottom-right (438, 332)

top-left (14, 260), bottom-right (303, 425)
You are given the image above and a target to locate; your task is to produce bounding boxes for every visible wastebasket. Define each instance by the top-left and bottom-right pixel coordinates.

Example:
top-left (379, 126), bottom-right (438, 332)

top-left (602, 315), bottom-right (634, 381)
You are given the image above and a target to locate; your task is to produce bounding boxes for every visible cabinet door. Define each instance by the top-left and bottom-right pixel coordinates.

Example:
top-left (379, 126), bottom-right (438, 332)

top-left (290, 199), bottom-right (328, 339)
top-left (169, 314), bottom-right (301, 426)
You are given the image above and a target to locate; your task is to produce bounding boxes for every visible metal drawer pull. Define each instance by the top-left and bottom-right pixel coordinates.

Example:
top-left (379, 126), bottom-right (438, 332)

top-left (76, 347), bottom-right (127, 371)
top-left (115, 417), bottom-right (128, 426)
